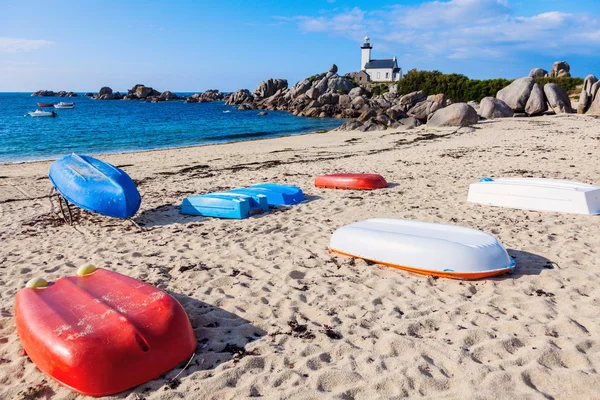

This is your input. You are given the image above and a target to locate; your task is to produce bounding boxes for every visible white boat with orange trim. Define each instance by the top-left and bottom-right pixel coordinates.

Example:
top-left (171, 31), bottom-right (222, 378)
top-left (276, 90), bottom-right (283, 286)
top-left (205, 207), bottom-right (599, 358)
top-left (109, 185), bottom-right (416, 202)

top-left (329, 218), bottom-right (516, 280)
top-left (468, 177), bottom-right (600, 215)
top-left (54, 102), bottom-right (75, 109)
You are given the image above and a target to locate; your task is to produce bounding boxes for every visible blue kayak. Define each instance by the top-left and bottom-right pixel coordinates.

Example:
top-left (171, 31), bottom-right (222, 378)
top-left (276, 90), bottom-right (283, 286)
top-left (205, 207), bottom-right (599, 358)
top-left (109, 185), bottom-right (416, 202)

top-left (49, 154), bottom-right (141, 219)
top-left (231, 183), bottom-right (305, 206)
top-left (181, 193), bottom-right (266, 219)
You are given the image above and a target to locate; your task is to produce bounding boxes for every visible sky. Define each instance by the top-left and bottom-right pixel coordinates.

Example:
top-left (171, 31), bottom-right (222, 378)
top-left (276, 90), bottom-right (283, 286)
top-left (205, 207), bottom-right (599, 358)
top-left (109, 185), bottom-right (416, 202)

top-left (1, 0), bottom-right (599, 92)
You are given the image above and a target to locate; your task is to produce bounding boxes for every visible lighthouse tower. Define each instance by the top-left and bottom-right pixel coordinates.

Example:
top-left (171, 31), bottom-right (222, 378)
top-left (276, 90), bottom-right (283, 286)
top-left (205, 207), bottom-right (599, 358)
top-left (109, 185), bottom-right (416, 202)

top-left (361, 35), bottom-right (372, 70)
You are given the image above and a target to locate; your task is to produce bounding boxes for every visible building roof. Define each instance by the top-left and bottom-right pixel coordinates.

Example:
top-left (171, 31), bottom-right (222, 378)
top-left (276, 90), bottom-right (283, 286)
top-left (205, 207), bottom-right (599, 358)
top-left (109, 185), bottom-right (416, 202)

top-left (364, 59), bottom-right (398, 69)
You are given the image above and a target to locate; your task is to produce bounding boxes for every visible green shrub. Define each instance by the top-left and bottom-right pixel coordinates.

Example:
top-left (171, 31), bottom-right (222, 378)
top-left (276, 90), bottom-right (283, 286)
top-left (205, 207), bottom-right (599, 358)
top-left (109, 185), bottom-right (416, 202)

top-left (308, 75), bottom-right (316, 82)
top-left (372, 84), bottom-right (389, 96)
top-left (534, 77), bottom-right (583, 94)
top-left (397, 69), bottom-right (510, 102)
top-left (397, 69), bottom-right (584, 102)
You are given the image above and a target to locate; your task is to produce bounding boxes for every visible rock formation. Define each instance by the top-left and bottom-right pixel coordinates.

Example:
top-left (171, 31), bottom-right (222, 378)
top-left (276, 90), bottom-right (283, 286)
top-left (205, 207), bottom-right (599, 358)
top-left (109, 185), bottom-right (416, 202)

top-left (525, 83), bottom-right (548, 116)
top-left (578, 75), bottom-right (598, 114)
top-left (479, 97), bottom-right (514, 119)
top-left (427, 103), bottom-right (479, 127)
top-left (543, 83), bottom-right (573, 114)
top-left (186, 89), bottom-right (224, 103)
top-left (31, 90), bottom-right (77, 97)
top-left (529, 68), bottom-right (548, 78)
top-left (225, 89), bottom-right (254, 105)
top-left (407, 100), bottom-right (442, 121)
top-left (159, 91), bottom-right (178, 101)
top-left (253, 79), bottom-right (288, 99)
top-left (549, 61), bottom-right (571, 78)
top-left (496, 77), bottom-right (535, 112)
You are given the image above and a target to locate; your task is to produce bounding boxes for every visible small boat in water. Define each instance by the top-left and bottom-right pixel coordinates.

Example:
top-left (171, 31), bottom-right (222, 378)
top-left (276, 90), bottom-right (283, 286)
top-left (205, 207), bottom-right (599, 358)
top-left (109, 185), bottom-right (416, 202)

top-left (315, 173), bottom-right (388, 190)
top-left (54, 102), bottom-right (75, 109)
top-left (28, 110), bottom-right (57, 117)
top-left (468, 177), bottom-right (600, 215)
top-left (37, 103), bottom-right (55, 107)
top-left (329, 218), bottom-right (516, 279)
top-left (49, 154), bottom-right (141, 219)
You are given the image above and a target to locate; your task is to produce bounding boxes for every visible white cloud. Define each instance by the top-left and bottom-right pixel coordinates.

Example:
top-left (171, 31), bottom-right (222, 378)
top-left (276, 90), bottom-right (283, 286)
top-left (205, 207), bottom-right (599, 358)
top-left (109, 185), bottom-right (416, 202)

top-left (0, 37), bottom-right (54, 53)
top-left (282, 0), bottom-right (600, 61)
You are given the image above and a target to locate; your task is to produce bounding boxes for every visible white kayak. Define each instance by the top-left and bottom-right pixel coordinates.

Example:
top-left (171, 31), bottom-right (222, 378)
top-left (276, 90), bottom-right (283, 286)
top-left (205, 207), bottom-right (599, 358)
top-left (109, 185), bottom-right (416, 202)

top-left (28, 110), bottom-right (57, 117)
top-left (329, 218), bottom-right (516, 279)
top-left (54, 102), bottom-right (75, 109)
top-left (468, 177), bottom-right (600, 215)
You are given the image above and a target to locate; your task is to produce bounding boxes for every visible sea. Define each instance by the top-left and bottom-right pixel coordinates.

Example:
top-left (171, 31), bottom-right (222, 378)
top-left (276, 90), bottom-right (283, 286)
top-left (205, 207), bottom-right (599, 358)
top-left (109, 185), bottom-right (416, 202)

top-left (0, 93), bottom-right (343, 163)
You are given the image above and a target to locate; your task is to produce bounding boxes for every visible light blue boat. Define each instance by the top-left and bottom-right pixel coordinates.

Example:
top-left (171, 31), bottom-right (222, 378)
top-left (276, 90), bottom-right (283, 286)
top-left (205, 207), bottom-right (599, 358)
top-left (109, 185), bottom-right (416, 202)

top-left (230, 183), bottom-right (305, 206)
top-left (180, 192), bottom-right (266, 219)
top-left (49, 154), bottom-right (141, 219)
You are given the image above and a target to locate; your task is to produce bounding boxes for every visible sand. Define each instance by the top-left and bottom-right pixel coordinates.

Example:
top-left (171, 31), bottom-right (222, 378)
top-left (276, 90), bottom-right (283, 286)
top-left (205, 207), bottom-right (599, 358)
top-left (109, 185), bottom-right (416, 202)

top-left (1, 114), bottom-right (599, 399)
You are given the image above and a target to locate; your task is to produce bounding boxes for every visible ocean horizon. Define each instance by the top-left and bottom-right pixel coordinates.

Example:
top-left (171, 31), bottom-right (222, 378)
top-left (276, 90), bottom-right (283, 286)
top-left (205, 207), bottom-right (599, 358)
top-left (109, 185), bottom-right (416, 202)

top-left (0, 92), bottom-right (343, 163)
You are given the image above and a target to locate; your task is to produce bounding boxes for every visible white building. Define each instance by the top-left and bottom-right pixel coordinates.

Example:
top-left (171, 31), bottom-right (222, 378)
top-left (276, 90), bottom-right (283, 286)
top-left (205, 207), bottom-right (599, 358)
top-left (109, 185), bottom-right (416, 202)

top-left (361, 36), bottom-right (402, 82)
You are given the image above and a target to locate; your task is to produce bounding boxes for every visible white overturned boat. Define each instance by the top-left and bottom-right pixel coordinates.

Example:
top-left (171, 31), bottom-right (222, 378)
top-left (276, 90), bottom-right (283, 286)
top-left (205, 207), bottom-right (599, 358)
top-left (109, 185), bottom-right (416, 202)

top-left (54, 102), bottom-right (75, 109)
top-left (329, 218), bottom-right (515, 279)
top-left (28, 110), bottom-right (57, 117)
top-left (468, 177), bottom-right (600, 215)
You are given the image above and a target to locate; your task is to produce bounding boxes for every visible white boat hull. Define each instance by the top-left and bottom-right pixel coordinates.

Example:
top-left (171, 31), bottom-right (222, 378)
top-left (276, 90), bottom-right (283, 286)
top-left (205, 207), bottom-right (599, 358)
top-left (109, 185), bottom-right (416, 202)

top-left (329, 218), bottom-right (515, 279)
top-left (468, 178), bottom-right (600, 215)
top-left (28, 111), bottom-right (55, 117)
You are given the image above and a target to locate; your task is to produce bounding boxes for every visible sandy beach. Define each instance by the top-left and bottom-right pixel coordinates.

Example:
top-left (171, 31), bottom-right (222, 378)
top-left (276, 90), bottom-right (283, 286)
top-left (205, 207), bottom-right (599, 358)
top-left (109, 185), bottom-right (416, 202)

top-left (1, 114), bottom-right (600, 399)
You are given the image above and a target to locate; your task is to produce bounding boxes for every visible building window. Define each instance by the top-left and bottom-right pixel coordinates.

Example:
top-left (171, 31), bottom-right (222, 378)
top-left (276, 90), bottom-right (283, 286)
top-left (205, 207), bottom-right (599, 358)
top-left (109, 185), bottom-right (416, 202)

top-left (386, 72), bottom-right (389, 79)
top-left (377, 72), bottom-right (380, 79)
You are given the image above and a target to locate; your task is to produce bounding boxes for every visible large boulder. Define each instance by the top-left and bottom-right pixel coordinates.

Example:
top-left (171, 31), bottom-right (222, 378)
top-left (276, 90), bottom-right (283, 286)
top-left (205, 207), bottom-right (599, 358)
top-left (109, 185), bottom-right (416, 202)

top-left (31, 90), bottom-right (55, 97)
top-left (529, 68), bottom-right (548, 78)
top-left (253, 78), bottom-right (287, 99)
top-left (136, 86), bottom-right (154, 99)
top-left (587, 92), bottom-right (600, 115)
top-left (543, 83), bottom-right (573, 114)
top-left (407, 100), bottom-right (442, 121)
top-left (399, 91), bottom-right (427, 112)
top-left (591, 81), bottom-right (600, 103)
top-left (386, 106), bottom-right (407, 120)
top-left (584, 75), bottom-right (598, 96)
top-left (357, 108), bottom-right (377, 122)
top-left (427, 93), bottom-right (446, 107)
top-left (225, 89), bottom-right (253, 105)
top-left (479, 97), bottom-right (514, 119)
top-left (329, 64), bottom-right (338, 74)
top-left (325, 75), bottom-right (354, 94)
top-left (159, 91), bottom-right (178, 101)
top-left (335, 120), bottom-right (364, 131)
top-left (290, 79), bottom-right (312, 99)
top-left (496, 77), bottom-right (535, 112)
top-left (525, 83), bottom-right (548, 116)
top-left (549, 61), bottom-right (571, 78)
top-left (99, 87), bottom-right (113, 96)
top-left (348, 87), bottom-right (364, 100)
top-left (305, 87), bottom-right (320, 100)
top-left (427, 103), bottom-right (479, 127)
top-left (578, 75), bottom-right (598, 113)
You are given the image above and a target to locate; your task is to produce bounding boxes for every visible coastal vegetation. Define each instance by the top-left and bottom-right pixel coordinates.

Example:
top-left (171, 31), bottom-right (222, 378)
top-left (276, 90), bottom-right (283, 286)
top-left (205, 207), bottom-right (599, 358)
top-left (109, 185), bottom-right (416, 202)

top-left (397, 69), bottom-right (583, 103)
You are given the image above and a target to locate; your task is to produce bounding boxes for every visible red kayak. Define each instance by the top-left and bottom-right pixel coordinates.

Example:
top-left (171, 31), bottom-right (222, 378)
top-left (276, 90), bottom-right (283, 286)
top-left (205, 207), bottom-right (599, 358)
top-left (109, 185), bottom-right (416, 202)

top-left (37, 103), bottom-right (54, 107)
top-left (15, 267), bottom-right (197, 396)
top-left (315, 173), bottom-right (388, 190)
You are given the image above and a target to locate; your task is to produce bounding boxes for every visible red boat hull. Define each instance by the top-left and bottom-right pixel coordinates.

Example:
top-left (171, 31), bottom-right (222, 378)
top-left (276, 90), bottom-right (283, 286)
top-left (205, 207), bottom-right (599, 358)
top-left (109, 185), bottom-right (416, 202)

top-left (315, 173), bottom-right (388, 190)
top-left (15, 269), bottom-right (197, 397)
top-left (37, 103), bottom-right (54, 107)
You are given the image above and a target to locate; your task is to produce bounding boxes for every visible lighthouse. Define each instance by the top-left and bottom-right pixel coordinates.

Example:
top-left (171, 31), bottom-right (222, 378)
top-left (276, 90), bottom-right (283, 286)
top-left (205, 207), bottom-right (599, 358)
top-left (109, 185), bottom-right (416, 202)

top-left (359, 36), bottom-right (402, 82)
top-left (361, 35), bottom-right (372, 71)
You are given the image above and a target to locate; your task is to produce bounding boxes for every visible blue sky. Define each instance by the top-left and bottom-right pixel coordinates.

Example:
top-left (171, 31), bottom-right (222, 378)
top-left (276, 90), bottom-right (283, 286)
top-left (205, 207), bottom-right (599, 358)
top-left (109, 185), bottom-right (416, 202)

top-left (1, 0), bottom-right (599, 92)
